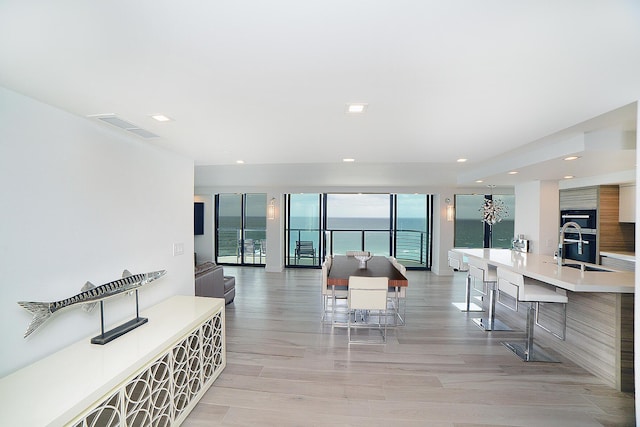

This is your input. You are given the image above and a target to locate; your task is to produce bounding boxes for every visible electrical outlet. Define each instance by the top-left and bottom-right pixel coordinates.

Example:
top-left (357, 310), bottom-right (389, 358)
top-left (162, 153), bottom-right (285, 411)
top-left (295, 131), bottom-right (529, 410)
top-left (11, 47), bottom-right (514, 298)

top-left (173, 243), bottom-right (184, 256)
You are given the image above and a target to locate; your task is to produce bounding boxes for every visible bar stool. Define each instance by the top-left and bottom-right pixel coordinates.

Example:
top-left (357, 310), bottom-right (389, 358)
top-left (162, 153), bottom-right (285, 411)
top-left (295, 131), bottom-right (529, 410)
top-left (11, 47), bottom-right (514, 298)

top-left (467, 257), bottom-right (511, 331)
top-left (496, 267), bottom-right (568, 362)
top-left (449, 250), bottom-right (482, 312)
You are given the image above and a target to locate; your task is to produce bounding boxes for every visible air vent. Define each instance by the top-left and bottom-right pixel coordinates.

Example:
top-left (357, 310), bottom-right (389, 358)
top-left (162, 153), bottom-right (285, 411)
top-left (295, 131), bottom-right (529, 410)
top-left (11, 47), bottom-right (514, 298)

top-left (88, 114), bottom-right (159, 139)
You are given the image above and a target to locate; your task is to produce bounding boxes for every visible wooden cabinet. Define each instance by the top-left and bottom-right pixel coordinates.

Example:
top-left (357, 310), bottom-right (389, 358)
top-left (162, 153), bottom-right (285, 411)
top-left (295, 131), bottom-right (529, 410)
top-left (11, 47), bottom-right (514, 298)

top-left (618, 184), bottom-right (636, 223)
top-left (559, 186), bottom-right (598, 210)
top-left (601, 253), bottom-right (635, 272)
top-left (560, 185), bottom-right (635, 257)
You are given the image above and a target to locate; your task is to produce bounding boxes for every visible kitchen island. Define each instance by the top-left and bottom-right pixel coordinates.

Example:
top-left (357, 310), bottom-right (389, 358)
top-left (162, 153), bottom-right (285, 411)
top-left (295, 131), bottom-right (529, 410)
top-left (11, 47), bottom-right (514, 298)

top-left (454, 248), bottom-right (634, 392)
top-left (601, 250), bottom-right (636, 272)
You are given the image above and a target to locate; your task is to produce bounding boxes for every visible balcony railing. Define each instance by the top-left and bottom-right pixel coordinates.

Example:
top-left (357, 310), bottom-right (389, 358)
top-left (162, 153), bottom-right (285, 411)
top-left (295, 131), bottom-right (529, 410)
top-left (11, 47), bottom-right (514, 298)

top-left (217, 228), bottom-right (266, 264)
top-left (286, 228), bottom-right (429, 268)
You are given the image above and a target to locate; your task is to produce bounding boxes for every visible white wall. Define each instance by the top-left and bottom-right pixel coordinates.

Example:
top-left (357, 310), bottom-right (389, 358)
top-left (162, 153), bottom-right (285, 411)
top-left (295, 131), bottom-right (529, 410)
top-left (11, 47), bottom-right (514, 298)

top-left (0, 87), bottom-right (195, 377)
top-left (432, 193), bottom-right (455, 276)
top-left (265, 193), bottom-right (284, 272)
top-left (635, 104), bottom-right (640, 422)
top-left (514, 180), bottom-right (559, 255)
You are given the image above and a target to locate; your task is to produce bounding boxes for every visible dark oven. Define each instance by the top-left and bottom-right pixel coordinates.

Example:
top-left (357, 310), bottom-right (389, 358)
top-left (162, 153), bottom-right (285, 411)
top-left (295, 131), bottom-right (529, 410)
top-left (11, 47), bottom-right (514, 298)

top-left (563, 232), bottom-right (596, 264)
top-left (560, 209), bottom-right (597, 231)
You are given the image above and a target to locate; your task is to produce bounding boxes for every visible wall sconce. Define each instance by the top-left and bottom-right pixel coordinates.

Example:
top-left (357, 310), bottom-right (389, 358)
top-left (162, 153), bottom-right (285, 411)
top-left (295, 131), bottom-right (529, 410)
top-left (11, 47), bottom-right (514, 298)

top-left (267, 198), bottom-right (276, 220)
top-left (445, 198), bottom-right (454, 222)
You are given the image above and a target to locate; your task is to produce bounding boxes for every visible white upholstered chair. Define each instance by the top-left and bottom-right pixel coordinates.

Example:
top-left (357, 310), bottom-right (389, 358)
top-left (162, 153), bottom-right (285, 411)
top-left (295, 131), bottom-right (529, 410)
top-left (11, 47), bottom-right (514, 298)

top-left (321, 256), bottom-right (346, 322)
top-left (496, 267), bottom-right (568, 362)
top-left (347, 276), bottom-right (389, 344)
top-left (447, 250), bottom-right (468, 271)
top-left (450, 250), bottom-right (482, 312)
top-left (467, 256), bottom-right (510, 331)
top-left (388, 257), bottom-right (407, 325)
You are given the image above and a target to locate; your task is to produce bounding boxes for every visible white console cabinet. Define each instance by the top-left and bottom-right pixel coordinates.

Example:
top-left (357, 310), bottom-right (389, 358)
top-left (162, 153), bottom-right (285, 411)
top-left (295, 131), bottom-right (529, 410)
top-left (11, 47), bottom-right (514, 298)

top-left (0, 296), bottom-right (225, 427)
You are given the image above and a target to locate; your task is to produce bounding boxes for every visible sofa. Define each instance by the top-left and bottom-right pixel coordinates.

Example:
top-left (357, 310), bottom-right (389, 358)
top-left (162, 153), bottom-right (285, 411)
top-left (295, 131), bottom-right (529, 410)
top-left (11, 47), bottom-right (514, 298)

top-left (195, 262), bottom-right (235, 304)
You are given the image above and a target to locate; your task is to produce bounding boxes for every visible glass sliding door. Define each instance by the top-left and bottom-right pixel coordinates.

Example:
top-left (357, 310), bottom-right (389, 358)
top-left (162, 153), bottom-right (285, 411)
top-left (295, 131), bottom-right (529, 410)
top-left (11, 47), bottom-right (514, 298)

top-left (454, 193), bottom-right (514, 249)
top-left (395, 194), bottom-right (430, 268)
top-left (216, 194), bottom-right (242, 264)
top-left (215, 193), bottom-right (266, 265)
top-left (285, 192), bottom-right (433, 270)
top-left (490, 194), bottom-right (515, 249)
top-left (286, 194), bottom-right (321, 267)
top-left (454, 194), bottom-right (485, 248)
top-left (244, 194), bottom-right (267, 264)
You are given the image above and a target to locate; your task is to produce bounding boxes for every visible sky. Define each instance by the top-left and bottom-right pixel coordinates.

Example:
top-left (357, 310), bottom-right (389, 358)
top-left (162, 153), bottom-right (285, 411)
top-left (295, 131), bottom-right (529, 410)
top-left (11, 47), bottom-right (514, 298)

top-left (219, 192), bottom-right (514, 220)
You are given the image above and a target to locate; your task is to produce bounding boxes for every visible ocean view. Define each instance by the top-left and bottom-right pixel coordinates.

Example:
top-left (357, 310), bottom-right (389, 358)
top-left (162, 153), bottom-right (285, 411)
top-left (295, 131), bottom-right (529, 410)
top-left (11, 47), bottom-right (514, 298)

top-left (217, 216), bottom-right (514, 263)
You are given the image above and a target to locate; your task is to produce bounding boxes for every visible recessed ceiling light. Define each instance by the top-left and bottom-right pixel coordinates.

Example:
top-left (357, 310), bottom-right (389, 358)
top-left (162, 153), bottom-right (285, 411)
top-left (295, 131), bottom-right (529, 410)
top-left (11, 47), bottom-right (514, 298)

top-left (457, 158), bottom-right (467, 163)
top-left (564, 175), bottom-right (574, 179)
top-left (564, 156), bottom-right (580, 161)
top-left (508, 171), bottom-right (518, 175)
top-left (346, 103), bottom-right (367, 113)
top-left (343, 158), bottom-right (355, 162)
top-left (236, 160), bottom-right (245, 164)
top-left (151, 114), bottom-right (173, 122)
top-left (475, 180), bottom-right (484, 183)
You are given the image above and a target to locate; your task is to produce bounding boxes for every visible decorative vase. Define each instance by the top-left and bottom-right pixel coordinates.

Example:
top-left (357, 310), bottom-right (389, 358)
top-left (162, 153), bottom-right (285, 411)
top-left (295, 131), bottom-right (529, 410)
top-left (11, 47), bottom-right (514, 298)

top-left (354, 253), bottom-right (373, 269)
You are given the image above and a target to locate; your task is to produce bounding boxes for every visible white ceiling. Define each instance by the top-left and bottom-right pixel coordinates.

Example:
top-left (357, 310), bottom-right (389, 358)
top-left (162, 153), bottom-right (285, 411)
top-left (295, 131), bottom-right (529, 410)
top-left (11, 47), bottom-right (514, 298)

top-left (1, 1), bottom-right (639, 188)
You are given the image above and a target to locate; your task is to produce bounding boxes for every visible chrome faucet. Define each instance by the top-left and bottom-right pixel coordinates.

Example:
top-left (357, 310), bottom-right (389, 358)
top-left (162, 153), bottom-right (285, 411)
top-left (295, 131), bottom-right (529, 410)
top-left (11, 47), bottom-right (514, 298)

top-left (558, 221), bottom-right (583, 267)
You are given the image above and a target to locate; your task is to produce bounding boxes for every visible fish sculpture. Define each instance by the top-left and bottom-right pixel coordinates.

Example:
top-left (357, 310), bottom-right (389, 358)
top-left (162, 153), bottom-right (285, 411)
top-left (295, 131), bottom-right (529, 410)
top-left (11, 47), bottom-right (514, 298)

top-left (18, 269), bottom-right (166, 338)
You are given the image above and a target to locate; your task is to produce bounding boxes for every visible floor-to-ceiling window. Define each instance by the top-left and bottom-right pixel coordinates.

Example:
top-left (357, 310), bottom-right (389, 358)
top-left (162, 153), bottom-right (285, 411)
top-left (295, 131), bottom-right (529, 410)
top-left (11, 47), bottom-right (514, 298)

top-left (395, 194), bottom-right (431, 267)
top-left (286, 194), bottom-right (322, 267)
top-left (489, 194), bottom-right (515, 248)
top-left (326, 193), bottom-right (391, 257)
top-left (216, 193), bottom-right (266, 265)
top-left (454, 193), bottom-right (515, 249)
top-left (285, 193), bottom-right (432, 269)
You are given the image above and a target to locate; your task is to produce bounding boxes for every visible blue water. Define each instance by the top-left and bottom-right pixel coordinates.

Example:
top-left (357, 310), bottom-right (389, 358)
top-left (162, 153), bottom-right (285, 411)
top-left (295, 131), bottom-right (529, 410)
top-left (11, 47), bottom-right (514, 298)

top-left (290, 217), bottom-right (428, 260)
top-left (218, 216), bottom-right (513, 261)
top-left (218, 216), bottom-right (427, 259)
top-left (292, 217), bottom-right (426, 231)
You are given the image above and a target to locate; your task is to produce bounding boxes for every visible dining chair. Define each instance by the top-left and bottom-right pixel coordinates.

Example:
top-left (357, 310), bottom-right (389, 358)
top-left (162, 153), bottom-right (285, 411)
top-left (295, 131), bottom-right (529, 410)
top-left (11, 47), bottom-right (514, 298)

top-left (388, 258), bottom-right (407, 325)
top-left (321, 256), bottom-right (346, 322)
top-left (347, 276), bottom-right (389, 344)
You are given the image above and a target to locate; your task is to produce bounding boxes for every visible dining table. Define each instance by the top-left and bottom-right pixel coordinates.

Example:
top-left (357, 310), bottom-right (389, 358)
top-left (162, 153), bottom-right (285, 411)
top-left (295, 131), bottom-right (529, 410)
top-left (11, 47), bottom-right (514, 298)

top-left (327, 255), bottom-right (408, 325)
top-left (327, 255), bottom-right (408, 288)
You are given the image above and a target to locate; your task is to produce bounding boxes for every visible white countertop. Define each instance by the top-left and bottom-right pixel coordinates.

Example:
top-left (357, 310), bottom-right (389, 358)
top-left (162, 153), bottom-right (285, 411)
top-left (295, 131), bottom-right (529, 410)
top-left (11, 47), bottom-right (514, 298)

top-left (454, 248), bottom-right (635, 293)
top-left (600, 251), bottom-right (636, 263)
top-left (0, 295), bottom-right (225, 427)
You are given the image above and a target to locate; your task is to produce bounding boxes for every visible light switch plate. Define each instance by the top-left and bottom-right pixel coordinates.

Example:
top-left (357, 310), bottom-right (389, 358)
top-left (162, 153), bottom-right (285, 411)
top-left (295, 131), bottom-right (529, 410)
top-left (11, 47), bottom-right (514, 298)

top-left (173, 243), bottom-right (184, 256)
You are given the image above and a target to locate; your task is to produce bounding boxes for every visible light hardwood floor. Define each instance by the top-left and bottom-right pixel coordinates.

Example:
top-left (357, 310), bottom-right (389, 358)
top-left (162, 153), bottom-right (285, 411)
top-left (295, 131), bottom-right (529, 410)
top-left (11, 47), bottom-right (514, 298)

top-left (183, 267), bottom-right (635, 426)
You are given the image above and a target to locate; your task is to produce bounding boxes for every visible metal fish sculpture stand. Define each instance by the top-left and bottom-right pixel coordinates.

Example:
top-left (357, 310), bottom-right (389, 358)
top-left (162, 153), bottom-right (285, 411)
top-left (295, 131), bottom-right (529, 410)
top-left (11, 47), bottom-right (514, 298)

top-left (18, 269), bottom-right (166, 342)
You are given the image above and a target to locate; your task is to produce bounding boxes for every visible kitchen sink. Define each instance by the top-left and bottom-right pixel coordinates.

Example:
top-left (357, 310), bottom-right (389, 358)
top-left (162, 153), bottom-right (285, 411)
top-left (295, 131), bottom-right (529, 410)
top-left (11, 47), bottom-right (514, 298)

top-left (562, 263), bottom-right (612, 272)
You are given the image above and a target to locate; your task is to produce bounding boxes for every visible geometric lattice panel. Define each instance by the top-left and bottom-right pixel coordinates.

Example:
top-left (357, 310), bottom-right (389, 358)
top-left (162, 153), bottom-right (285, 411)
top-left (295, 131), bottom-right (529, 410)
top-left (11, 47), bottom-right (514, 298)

top-left (72, 391), bottom-right (121, 427)
top-left (201, 314), bottom-right (224, 381)
top-left (212, 313), bottom-right (224, 372)
top-left (72, 312), bottom-right (224, 427)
